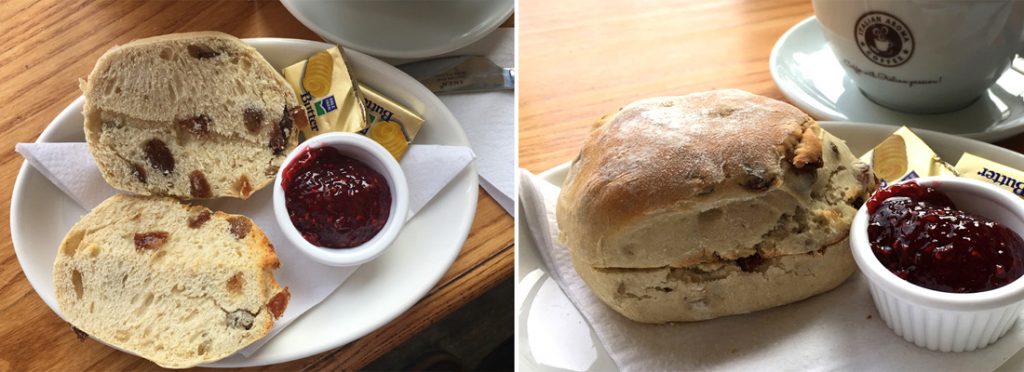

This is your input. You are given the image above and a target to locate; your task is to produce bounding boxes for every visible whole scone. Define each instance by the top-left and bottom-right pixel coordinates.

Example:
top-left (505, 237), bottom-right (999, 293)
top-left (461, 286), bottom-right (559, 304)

top-left (53, 195), bottom-right (290, 368)
top-left (556, 89), bottom-right (876, 323)
top-left (82, 31), bottom-right (302, 199)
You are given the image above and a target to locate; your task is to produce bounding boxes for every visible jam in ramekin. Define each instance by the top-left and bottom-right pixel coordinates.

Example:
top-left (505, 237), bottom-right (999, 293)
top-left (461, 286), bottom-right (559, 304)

top-left (282, 146), bottom-right (392, 248)
top-left (867, 181), bottom-right (1024, 293)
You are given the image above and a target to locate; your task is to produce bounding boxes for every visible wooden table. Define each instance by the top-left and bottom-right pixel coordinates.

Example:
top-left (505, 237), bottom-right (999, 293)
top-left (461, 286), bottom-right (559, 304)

top-left (0, 1), bottom-right (513, 370)
top-left (519, 0), bottom-right (1024, 173)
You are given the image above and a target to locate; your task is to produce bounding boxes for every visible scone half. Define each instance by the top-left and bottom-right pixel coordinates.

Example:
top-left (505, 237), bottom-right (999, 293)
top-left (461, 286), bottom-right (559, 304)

top-left (82, 31), bottom-right (301, 199)
top-left (53, 195), bottom-right (289, 368)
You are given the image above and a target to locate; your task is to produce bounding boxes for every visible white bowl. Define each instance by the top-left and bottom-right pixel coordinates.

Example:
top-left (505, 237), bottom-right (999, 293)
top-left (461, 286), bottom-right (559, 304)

top-left (273, 132), bottom-right (409, 267)
top-left (851, 176), bottom-right (1024, 352)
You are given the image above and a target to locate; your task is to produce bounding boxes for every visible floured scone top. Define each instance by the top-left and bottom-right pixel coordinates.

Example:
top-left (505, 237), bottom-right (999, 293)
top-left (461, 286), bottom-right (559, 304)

top-left (557, 89), bottom-right (876, 269)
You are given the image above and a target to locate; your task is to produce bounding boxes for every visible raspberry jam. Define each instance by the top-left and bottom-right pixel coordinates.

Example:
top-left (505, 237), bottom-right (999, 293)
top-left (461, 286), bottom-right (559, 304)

top-left (282, 146), bottom-right (392, 248)
top-left (867, 181), bottom-right (1024, 293)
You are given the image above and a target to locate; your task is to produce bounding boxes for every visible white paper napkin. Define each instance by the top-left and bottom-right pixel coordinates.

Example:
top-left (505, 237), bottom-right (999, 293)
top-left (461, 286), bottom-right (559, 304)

top-left (395, 28), bottom-right (514, 215)
top-left (519, 168), bottom-right (1024, 371)
top-left (14, 142), bottom-right (475, 356)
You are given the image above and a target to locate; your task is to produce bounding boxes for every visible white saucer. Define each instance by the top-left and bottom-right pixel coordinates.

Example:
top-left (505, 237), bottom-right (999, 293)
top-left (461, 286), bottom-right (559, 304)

top-left (281, 0), bottom-right (513, 59)
top-left (770, 16), bottom-right (1024, 143)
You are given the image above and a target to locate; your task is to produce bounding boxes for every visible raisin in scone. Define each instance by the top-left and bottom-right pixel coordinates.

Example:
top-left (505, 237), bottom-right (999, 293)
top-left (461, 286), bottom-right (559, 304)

top-left (82, 31), bottom-right (302, 199)
top-left (53, 194), bottom-right (290, 368)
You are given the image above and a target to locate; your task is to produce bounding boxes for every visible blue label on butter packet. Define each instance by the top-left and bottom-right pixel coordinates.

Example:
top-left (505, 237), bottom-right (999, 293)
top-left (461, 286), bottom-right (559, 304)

top-left (315, 95), bottom-right (337, 116)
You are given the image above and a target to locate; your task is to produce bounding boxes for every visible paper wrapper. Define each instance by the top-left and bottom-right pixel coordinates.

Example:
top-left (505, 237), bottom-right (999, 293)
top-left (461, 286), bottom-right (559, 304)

top-left (282, 46), bottom-right (367, 142)
top-left (361, 85), bottom-right (425, 160)
top-left (860, 126), bottom-right (958, 186)
top-left (956, 152), bottom-right (1024, 197)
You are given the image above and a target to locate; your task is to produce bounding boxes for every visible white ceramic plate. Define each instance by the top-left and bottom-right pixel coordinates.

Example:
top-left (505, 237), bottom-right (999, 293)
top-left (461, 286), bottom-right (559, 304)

top-left (10, 38), bottom-right (478, 367)
top-left (281, 0), bottom-right (514, 59)
top-left (770, 17), bottom-right (1024, 142)
top-left (516, 122), bottom-right (1024, 371)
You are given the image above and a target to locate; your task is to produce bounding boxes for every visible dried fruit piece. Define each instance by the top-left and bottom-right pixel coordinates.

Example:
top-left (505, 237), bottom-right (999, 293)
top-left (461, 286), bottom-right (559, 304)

top-left (227, 216), bottom-right (251, 239)
top-left (291, 105), bottom-right (310, 130)
top-left (129, 162), bottom-right (147, 183)
top-left (189, 170), bottom-right (212, 198)
top-left (197, 340), bottom-right (211, 356)
top-left (134, 231), bottom-right (169, 251)
top-left (226, 273), bottom-right (244, 294)
top-left (269, 107), bottom-right (295, 155)
top-left (267, 288), bottom-right (290, 319)
top-left (852, 197), bottom-right (865, 209)
top-left (736, 253), bottom-right (764, 272)
top-left (177, 115), bottom-right (212, 138)
top-left (187, 44), bottom-right (220, 59)
top-left (243, 108), bottom-right (263, 133)
top-left (225, 309), bottom-right (255, 330)
top-left (187, 210), bottom-right (212, 229)
top-left (737, 168), bottom-right (774, 192)
top-left (236, 175), bottom-right (253, 198)
top-left (143, 139), bottom-right (174, 175)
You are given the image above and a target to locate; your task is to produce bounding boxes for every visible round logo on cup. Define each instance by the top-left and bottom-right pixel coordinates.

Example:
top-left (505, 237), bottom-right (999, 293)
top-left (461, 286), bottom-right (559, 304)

top-left (854, 11), bottom-right (914, 67)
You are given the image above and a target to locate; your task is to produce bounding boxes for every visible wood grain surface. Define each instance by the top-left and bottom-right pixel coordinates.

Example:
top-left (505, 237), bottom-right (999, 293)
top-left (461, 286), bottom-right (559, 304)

top-left (519, 0), bottom-right (815, 173)
top-left (519, 0), bottom-right (1024, 173)
top-left (0, 1), bottom-right (512, 370)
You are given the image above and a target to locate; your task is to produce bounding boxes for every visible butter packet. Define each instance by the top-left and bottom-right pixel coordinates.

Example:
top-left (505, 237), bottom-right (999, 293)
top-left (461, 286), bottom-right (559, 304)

top-left (955, 152), bottom-right (1024, 196)
top-left (282, 46), bottom-right (367, 142)
top-left (859, 126), bottom-right (958, 187)
top-left (360, 85), bottom-right (425, 160)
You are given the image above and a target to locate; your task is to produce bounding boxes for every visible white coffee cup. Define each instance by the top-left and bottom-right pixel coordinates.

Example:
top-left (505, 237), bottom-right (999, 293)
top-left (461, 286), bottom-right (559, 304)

top-left (813, 0), bottom-right (1024, 114)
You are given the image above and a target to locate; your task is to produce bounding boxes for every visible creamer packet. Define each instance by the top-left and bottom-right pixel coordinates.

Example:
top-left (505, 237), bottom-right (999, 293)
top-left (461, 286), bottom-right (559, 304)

top-left (859, 126), bottom-right (957, 187)
top-left (360, 85), bottom-right (425, 159)
top-left (282, 46), bottom-right (367, 142)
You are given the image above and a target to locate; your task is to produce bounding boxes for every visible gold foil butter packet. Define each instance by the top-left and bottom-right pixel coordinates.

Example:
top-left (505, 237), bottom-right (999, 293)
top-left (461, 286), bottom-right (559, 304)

top-left (955, 152), bottom-right (1024, 196)
top-left (859, 126), bottom-right (957, 187)
top-left (361, 85), bottom-right (425, 160)
top-left (282, 46), bottom-right (367, 142)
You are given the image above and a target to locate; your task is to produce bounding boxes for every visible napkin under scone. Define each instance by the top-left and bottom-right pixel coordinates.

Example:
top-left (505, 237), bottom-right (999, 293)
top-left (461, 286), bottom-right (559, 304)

top-left (556, 89), bottom-right (877, 323)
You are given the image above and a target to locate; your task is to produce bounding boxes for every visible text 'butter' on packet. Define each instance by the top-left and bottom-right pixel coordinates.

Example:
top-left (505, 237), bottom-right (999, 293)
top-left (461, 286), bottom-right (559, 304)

top-left (282, 46), bottom-right (367, 142)
top-left (859, 126), bottom-right (958, 188)
top-left (360, 85), bottom-right (425, 160)
top-left (955, 152), bottom-right (1024, 197)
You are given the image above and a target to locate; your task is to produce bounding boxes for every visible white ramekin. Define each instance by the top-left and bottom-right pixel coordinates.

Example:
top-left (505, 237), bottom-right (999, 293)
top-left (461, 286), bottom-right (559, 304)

top-left (851, 176), bottom-right (1024, 352)
top-left (273, 132), bottom-right (409, 267)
